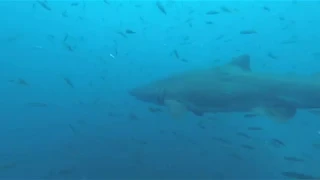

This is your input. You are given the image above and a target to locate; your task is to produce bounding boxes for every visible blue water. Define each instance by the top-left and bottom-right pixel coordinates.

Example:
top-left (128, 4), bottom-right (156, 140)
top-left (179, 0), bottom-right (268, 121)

top-left (0, 0), bottom-right (320, 179)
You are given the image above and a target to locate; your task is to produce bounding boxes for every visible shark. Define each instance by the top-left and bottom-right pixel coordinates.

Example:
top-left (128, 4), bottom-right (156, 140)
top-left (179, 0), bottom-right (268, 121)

top-left (129, 54), bottom-right (320, 121)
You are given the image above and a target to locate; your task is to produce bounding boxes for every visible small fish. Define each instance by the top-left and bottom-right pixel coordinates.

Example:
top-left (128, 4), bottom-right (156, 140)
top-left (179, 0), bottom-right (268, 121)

top-left (116, 31), bottom-right (127, 38)
top-left (205, 21), bottom-right (213, 25)
top-left (281, 171), bottom-right (317, 179)
top-left (241, 144), bottom-right (255, 150)
top-left (281, 39), bottom-right (296, 44)
top-left (26, 102), bottom-right (48, 107)
top-left (76, 119), bottom-right (87, 125)
top-left (236, 132), bottom-right (251, 139)
top-left (47, 34), bottom-right (55, 39)
top-left (70, 2), bottom-right (79, 6)
top-left (135, 4), bottom-right (142, 8)
top-left (125, 29), bottom-right (136, 34)
top-left (62, 10), bottom-right (68, 17)
top-left (17, 78), bottom-right (29, 86)
top-left (129, 113), bottom-right (139, 120)
top-left (63, 43), bottom-right (74, 52)
top-left (212, 137), bottom-right (232, 145)
top-left (270, 138), bottom-right (286, 147)
top-left (0, 162), bottom-right (17, 170)
top-left (243, 113), bottom-right (258, 118)
top-left (215, 34), bottom-right (224, 40)
top-left (64, 44), bottom-right (74, 51)
top-left (213, 59), bottom-right (221, 63)
top-left (109, 54), bottom-right (115, 59)
top-left (159, 129), bottom-right (165, 134)
top-left (229, 153), bottom-right (243, 160)
top-left (240, 30), bottom-right (257, 34)
top-left (37, 1), bottom-right (51, 11)
top-left (267, 52), bottom-right (277, 59)
top-left (312, 143), bottom-right (320, 149)
top-left (139, 16), bottom-right (147, 24)
top-left (185, 18), bottom-right (192, 24)
top-left (206, 10), bottom-right (219, 15)
top-left (197, 121), bottom-right (206, 129)
top-left (63, 77), bottom-right (74, 88)
top-left (58, 168), bottom-right (73, 175)
top-left (132, 138), bottom-right (148, 145)
top-left (173, 49), bottom-right (180, 59)
top-left (33, 45), bottom-right (43, 49)
top-left (181, 58), bottom-right (188, 63)
top-left (156, 1), bottom-right (166, 15)
top-left (6, 34), bottom-right (22, 42)
top-left (283, 156), bottom-right (304, 162)
top-left (113, 40), bottom-right (118, 55)
top-left (148, 107), bottom-right (162, 113)
top-left (312, 52), bottom-right (320, 58)
top-left (220, 6), bottom-right (231, 13)
top-left (63, 33), bottom-right (69, 42)
top-left (247, 126), bottom-right (263, 131)
top-left (103, 0), bottom-right (110, 5)
top-left (263, 6), bottom-right (270, 11)
top-left (68, 124), bottom-right (76, 135)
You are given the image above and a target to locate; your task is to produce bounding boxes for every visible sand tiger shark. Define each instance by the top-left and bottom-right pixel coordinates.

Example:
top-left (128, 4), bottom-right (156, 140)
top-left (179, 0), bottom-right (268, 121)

top-left (129, 54), bottom-right (320, 121)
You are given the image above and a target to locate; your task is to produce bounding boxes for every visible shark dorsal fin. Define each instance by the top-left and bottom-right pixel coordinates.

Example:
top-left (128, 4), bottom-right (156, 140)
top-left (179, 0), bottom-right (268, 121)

top-left (228, 54), bottom-right (251, 72)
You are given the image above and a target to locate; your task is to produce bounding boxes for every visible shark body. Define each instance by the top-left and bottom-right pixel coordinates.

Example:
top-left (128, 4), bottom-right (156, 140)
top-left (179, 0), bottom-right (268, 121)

top-left (129, 55), bottom-right (320, 121)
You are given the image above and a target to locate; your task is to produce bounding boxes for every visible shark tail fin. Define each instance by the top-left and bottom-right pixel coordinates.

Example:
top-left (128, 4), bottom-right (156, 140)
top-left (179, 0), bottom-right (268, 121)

top-left (164, 99), bottom-right (187, 119)
top-left (253, 105), bottom-right (297, 122)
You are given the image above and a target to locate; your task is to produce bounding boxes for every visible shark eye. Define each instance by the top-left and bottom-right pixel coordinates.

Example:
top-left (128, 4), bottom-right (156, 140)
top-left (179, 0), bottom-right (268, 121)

top-left (157, 88), bottom-right (166, 105)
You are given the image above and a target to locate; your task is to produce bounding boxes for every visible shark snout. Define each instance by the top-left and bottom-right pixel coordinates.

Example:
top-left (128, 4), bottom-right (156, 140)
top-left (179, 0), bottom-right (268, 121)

top-left (128, 86), bottom-right (158, 104)
top-left (129, 87), bottom-right (145, 99)
top-left (128, 88), bottom-right (138, 97)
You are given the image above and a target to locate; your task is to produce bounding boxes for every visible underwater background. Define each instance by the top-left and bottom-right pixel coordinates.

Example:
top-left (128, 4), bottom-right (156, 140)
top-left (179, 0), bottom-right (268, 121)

top-left (0, 0), bottom-right (320, 179)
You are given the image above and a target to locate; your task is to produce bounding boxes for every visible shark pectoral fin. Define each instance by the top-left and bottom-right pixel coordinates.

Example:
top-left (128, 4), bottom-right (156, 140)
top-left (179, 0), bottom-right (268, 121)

top-left (229, 54), bottom-right (251, 72)
top-left (263, 105), bottom-right (297, 122)
top-left (164, 99), bottom-right (187, 118)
